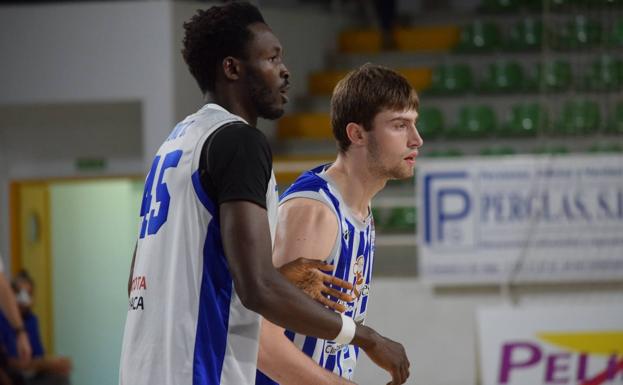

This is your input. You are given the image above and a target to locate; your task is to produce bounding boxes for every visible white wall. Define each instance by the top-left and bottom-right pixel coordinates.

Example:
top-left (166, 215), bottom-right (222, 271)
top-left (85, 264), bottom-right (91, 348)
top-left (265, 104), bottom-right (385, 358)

top-left (0, 103), bottom-right (142, 175)
top-left (0, 1), bottom-right (176, 163)
top-left (0, 1), bottom-right (177, 261)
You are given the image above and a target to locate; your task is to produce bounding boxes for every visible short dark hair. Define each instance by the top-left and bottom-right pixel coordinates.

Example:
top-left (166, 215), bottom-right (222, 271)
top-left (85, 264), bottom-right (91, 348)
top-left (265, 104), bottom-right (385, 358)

top-left (330, 63), bottom-right (420, 153)
top-left (11, 270), bottom-right (34, 292)
top-left (182, 2), bottom-right (265, 93)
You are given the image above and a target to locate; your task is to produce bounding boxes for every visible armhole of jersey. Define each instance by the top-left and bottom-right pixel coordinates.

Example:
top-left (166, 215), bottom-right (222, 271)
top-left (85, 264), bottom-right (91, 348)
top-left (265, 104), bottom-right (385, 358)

top-left (280, 191), bottom-right (341, 262)
top-left (190, 118), bottom-right (241, 173)
top-left (189, 117), bottom-right (243, 213)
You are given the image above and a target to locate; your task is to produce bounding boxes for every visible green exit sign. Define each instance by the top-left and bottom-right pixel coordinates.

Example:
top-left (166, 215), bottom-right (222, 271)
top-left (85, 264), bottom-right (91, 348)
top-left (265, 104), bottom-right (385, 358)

top-left (75, 158), bottom-right (107, 171)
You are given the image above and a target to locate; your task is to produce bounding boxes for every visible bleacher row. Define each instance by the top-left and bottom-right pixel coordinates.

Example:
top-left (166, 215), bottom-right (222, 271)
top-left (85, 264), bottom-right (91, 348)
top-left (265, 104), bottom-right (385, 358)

top-left (310, 57), bottom-right (623, 97)
top-left (428, 57), bottom-right (623, 95)
top-left (455, 17), bottom-right (622, 53)
top-left (419, 101), bottom-right (623, 138)
top-left (340, 16), bottom-right (623, 55)
top-left (279, 102), bottom-right (623, 140)
top-left (274, 0), bottom-right (623, 233)
top-left (478, 0), bottom-right (623, 13)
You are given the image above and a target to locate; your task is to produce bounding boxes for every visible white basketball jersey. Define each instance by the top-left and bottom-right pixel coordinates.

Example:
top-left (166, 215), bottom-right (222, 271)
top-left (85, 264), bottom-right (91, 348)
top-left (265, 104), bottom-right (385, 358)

top-left (119, 103), bottom-right (279, 385)
top-left (258, 165), bottom-right (375, 383)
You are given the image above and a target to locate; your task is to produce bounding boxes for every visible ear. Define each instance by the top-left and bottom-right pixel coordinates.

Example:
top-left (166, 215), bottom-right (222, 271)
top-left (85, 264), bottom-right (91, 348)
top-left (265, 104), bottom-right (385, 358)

top-left (345, 122), bottom-right (366, 148)
top-left (222, 56), bottom-right (242, 81)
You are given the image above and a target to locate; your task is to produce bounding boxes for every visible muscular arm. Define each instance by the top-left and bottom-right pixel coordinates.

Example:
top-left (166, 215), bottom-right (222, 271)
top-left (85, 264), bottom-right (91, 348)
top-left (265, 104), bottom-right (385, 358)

top-left (221, 201), bottom-right (344, 340)
top-left (257, 199), bottom-right (355, 384)
top-left (213, 125), bottom-right (409, 384)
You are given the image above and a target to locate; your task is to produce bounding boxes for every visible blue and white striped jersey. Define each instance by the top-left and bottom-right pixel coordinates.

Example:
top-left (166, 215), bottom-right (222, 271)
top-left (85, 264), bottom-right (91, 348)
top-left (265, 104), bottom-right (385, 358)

top-left (257, 164), bottom-right (375, 384)
top-left (119, 104), bottom-right (279, 385)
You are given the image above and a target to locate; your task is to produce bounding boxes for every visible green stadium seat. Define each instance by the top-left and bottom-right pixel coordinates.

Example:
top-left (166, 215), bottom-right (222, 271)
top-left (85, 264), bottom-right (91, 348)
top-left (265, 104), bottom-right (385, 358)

top-left (371, 207), bottom-right (383, 229)
top-left (430, 64), bottom-right (473, 95)
top-left (534, 61), bottom-right (573, 91)
top-left (552, 16), bottom-right (602, 50)
top-left (501, 103), bottom-right (548, 137)
top-left (582, 55), bottom-right (623, 91)
top-left (456, 21), bottom-right (501, 52)
top-left (386, 207), bottom-right (417, 233)
top-left (556, 100), bottom-right (601, 135)
top-left (480, 0), bottom-right (521, 13)
top-left (507, 17), bottom-right (544, 51)
top-left (610, 19), bottom-right (623, 46)
top-left (522, 0), bottom-right (544, 11)
top-left (448, 105), bottom-right (496, 139)
top-left (416, 107), bottom-right (444, 139)
top-left (608, 101), bottom-right (623, 134)
top-left (549, 0), bottom-right (571, 7)
top-left (479, 61), bottom-right (525, 93)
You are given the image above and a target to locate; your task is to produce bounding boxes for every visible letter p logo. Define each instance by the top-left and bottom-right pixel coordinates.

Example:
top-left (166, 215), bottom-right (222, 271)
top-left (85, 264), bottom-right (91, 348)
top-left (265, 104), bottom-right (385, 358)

top-left (422, 172), bottom-right (472, 246)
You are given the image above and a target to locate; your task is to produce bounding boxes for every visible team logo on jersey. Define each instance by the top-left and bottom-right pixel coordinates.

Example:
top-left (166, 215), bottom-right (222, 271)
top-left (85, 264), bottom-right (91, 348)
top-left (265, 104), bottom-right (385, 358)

top-left (353, 255), bottom-right (365, 298)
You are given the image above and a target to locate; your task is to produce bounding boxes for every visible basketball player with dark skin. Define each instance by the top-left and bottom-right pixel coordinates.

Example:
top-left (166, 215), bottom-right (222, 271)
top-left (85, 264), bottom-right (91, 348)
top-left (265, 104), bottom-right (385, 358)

top-left (127, 5), bottom-right (409, 384)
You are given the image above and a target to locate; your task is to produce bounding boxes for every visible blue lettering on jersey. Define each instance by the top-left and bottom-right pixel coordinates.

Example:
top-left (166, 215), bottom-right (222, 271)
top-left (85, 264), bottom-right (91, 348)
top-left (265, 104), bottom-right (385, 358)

top-left (139, 149), bottom-right (183, 238)
top-left (166, 120), bottom-right (194, 142)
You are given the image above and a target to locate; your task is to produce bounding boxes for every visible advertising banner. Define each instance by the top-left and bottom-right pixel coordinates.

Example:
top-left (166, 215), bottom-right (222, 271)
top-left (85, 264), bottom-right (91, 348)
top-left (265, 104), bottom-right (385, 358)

top-left (417, 155), bottom-right (623, 284)
top-left (477, 306), bottom-right (623, 385)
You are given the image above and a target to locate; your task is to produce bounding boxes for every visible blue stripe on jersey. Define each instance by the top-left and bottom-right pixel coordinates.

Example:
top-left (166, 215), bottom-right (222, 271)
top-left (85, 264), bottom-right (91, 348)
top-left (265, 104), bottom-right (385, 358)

top-left (360, 293), bottom-right (369, 315)
top-left (280, 165), bottom-right (341, 217)
top-left (255, 370), bottom-right (278, 385)
top-left (302, 336), bottom-right (317, 357)
top-left (192, 196), bottom-right (232, 385)
top-left (359, 230), bottom-right (372, 315)
top-left (365, 226), bottom-right (374, 283)
top-left (192, 171), bottom-right (216, 216)
top-left (279, 165), bottom-right (327, 199)
top-left (284, 330), bottom-right (295, 342)
top-left (336, 350), bottom-right (343, 377)
top-left (325, 351), bottom-right (336, 372)
top-left (338, 220), bottom-right (355, 317)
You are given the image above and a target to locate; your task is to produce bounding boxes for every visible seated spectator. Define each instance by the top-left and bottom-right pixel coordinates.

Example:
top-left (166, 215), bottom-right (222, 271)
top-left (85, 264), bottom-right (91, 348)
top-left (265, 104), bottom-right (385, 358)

top-left (0, 271), bottom-right (71, 385)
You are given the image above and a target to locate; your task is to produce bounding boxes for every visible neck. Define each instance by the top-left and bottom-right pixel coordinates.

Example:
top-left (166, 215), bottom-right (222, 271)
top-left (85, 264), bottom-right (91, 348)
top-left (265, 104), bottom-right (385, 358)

top-left (204, 87), bottom-right (258, 127)
top-left (325, 152), bottom-right (387, 221)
